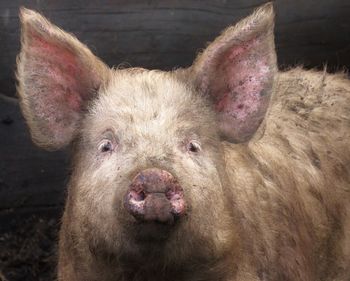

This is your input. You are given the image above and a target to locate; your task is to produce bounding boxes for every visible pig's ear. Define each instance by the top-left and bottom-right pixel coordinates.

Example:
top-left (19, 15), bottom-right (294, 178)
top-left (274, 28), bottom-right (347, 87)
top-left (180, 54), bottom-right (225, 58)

top-left (190, 3), bottom-right (277, 142)
top-left (16, 8), bottom-right (109, 150)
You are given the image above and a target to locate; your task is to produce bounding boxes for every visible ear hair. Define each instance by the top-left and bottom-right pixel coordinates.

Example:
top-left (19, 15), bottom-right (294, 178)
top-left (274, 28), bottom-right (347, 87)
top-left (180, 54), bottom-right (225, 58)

top-left (17, 8), bottom-right (109, 150)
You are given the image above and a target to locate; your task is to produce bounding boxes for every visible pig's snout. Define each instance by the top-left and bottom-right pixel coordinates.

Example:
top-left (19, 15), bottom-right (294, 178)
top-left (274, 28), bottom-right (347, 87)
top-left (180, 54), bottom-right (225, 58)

top-left (124, 168), bottom-right (186, 224)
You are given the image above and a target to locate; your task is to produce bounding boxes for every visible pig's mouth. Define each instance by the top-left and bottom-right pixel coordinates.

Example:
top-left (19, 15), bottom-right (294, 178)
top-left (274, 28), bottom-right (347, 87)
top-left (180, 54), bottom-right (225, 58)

top-left (124, 168), bottom-right (187, 226)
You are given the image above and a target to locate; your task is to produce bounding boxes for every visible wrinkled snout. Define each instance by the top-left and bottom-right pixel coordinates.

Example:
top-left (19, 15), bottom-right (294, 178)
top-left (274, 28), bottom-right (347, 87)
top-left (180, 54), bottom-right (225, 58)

top-left (124, 168), bottom-right (186, 224)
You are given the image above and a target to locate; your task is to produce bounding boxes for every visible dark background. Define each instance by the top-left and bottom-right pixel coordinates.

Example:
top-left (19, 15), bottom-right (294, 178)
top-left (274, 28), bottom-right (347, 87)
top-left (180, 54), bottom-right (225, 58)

top-left (0, 0), bottom-right (349, 280)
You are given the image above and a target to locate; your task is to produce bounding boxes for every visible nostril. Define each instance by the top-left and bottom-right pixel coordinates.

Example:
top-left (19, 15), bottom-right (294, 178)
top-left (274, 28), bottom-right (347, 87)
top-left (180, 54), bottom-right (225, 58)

top-left (166, 190), bottom-right (177, 201)
top-left (166, 188), bottom-right (183, 201)
top-left (130, 190), bottom-right (146, 202)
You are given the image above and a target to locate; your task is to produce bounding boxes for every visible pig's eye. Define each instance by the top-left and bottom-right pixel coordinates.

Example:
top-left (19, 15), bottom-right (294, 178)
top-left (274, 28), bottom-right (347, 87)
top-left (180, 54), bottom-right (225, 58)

top-left (187, 140), bottom-right (201, 153)
top-left (98, 139), bottom-right (114, 153)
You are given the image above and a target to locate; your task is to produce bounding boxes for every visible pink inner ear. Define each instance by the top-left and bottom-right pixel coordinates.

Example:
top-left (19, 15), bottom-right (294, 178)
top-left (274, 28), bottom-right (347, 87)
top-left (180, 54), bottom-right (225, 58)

top-left (208, 37), bottom-right (272, 141)
top-left (28, 30), bottom-right (85, 112)
top-left (24, 28), bottom-right (91, 142)
top-left (214, 38), bottom-right (269, 120)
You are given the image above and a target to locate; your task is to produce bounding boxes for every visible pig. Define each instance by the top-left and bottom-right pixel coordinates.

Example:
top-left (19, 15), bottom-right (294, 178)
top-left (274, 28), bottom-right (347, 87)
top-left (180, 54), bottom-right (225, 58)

top-left (16, 3), bottom-right (350, 281)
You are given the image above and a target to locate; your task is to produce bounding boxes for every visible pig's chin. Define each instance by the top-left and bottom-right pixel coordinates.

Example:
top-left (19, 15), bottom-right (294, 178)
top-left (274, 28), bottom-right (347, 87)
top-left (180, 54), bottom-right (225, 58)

top-left (112, 219), bottom-right (183, 264)
top-left (126, 217), bottom-right (182, 243)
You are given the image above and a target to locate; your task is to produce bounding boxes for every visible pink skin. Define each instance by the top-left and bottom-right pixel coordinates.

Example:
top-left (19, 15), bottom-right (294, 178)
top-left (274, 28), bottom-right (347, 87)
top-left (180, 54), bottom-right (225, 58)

top-left (214, 38), bottom-right (269, 121)
top-left (28, 30), bottom-right (84, 111)
top-left (125, 169), bottom-right (186, 224)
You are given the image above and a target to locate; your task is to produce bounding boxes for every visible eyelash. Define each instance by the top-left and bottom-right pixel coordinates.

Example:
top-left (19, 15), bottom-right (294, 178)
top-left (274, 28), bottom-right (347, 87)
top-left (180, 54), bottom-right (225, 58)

top-left (187, 140), bottom-right (201, 153)
top-left (98, 139), bottom-right (114, 153)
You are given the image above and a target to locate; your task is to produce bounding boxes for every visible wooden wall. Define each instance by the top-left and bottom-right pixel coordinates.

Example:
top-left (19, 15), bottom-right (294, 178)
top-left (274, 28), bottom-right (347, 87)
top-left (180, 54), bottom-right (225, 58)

top-left (0, 0), bottom-right (350, 215)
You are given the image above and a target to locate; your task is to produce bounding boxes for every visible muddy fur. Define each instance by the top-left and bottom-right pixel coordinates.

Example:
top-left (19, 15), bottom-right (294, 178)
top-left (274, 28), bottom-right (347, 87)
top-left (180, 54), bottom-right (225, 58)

top-left (225, 69), bottom-right (350, 280)
top-left (16, 2), bottom-right (350, 281)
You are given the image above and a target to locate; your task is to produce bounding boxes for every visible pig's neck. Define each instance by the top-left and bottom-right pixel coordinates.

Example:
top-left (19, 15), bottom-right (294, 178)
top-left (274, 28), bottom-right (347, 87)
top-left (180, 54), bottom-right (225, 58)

top-left (93, 247), bottom-right (239, 281)
top-left (118, 259), bottom-right (236, 281)
top-left (60, 222), bottom-right (242, 281)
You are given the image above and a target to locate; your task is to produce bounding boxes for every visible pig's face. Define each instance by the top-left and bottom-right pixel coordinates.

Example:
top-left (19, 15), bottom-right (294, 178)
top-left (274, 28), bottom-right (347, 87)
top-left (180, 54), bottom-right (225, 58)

top-left (16, 3), bottom-right (277, 265)
top-left (71, 70), bottom-right (234, 261)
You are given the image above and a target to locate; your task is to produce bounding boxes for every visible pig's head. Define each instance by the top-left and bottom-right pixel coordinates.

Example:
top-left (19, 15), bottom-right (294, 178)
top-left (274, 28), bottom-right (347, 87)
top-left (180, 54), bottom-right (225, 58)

top-left (16, 3), bottom-right (276, 267)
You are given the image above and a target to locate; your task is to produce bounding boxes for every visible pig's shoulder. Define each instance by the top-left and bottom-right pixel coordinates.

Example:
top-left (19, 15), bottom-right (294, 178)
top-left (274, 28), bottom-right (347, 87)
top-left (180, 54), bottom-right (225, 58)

top-left (265, 68), bottom-right (350, 142)
top-left (273, 67), bottom-right (350, 111)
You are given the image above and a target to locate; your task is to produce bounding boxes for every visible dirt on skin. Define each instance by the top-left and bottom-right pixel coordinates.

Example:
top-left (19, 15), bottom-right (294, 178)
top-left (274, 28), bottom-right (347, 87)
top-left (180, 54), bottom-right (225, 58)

top-left (0, 211), bottom-right (60, 281)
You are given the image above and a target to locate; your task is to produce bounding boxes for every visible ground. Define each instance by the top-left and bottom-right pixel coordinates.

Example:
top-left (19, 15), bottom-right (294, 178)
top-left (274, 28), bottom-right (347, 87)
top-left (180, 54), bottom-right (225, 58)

top-left (0, 210), bottom-right (60, 281)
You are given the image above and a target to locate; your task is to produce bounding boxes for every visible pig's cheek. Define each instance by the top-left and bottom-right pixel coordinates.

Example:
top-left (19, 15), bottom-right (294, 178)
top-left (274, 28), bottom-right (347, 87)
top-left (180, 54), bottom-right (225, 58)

top-left (175, 156), bottom-right (221, 197)
top-left (76, 163), bottom-right (124, 208)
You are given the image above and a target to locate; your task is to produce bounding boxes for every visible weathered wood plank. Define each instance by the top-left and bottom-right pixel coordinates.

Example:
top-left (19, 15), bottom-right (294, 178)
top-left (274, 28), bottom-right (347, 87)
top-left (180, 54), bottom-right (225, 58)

top-left (0, 94), bottom-right (68, 210)
top-left (0, 0), bottom-right (349, 98)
